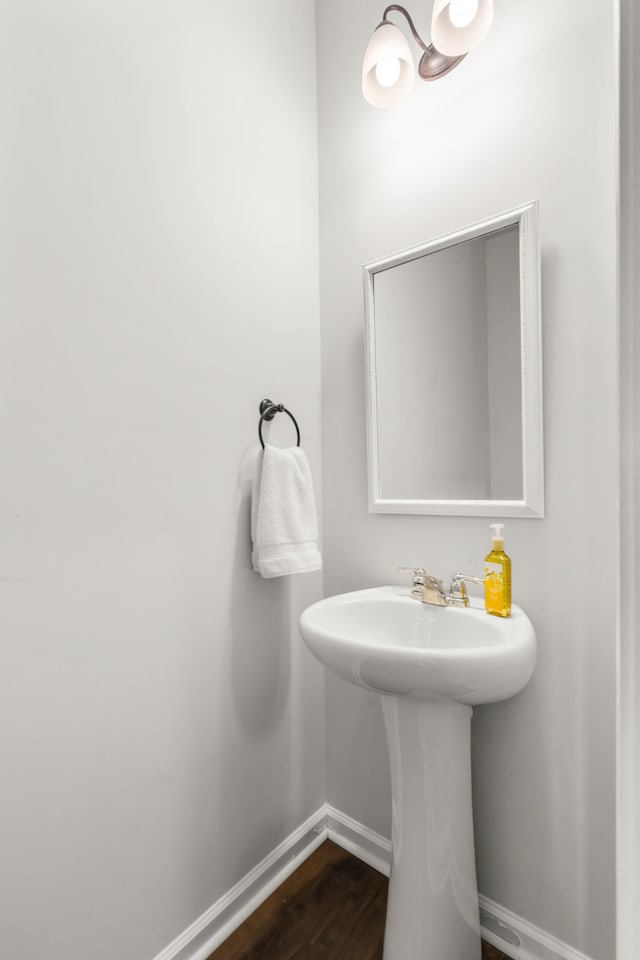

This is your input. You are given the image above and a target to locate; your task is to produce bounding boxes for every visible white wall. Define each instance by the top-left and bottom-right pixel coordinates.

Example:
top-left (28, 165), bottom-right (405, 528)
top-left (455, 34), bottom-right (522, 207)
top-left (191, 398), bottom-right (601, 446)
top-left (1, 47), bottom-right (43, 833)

top-left (0, 3), bottom-right (324, 960)
top-left (316, 2), bottom-right (617, 959)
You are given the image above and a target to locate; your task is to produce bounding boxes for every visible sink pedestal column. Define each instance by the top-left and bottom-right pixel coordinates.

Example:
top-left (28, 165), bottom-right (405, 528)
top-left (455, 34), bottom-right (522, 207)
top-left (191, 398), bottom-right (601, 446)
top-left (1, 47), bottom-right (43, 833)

top-left (380, 696), bottom-right (481, 960)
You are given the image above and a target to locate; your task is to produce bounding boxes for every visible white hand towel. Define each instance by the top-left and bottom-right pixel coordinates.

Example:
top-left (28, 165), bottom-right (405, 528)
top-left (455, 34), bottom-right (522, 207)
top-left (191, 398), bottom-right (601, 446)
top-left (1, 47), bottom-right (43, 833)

top-left (251, 444), bottom-right (322, 578)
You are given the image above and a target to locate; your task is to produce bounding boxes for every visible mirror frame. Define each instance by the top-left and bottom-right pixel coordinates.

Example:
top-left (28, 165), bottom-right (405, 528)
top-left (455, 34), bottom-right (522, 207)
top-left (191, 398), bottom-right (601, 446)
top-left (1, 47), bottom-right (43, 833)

top-left (363, 201), bottom-right (544, 517)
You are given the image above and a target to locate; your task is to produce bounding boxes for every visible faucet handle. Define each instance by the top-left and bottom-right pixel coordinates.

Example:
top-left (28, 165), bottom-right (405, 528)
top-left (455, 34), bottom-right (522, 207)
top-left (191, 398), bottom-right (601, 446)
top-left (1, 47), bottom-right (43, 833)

top-left (398, 566), bottom-right (426, 583)
top-left (449, 573), bottom-right (486, 607)
top-left (398, 566), bottom-right (427, 602)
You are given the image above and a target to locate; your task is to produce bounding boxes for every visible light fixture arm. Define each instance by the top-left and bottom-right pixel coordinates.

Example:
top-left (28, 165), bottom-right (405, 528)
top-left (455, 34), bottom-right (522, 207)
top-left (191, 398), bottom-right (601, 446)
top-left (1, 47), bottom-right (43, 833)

top-left (379, 3), bottom-right (467, 82)
top-left (381, 5), bottom-right (430, 53)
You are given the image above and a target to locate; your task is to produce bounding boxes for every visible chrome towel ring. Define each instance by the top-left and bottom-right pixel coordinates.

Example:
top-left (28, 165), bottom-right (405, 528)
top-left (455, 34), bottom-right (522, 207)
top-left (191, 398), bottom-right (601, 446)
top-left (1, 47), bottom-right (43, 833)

top-left (258, 398), bottom-right (301, 449)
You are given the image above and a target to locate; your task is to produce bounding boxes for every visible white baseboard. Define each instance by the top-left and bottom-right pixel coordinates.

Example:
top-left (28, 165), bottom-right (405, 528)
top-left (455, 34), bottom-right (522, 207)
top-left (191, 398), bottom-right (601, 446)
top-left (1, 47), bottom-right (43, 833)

top-left (151, 807), bottom-right (328, 960)
top-left (479, 896), bottom-right (595, 960)
top-left (325, 804), bottom-right (391, 877)
top-left (152, 803), bottom-right (595, 960)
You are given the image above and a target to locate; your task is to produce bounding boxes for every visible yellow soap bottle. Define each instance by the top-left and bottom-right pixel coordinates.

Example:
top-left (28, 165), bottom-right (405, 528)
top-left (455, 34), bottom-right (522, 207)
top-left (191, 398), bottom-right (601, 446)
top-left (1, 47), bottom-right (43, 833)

top-left (484, 523), bottom-right (512, 618)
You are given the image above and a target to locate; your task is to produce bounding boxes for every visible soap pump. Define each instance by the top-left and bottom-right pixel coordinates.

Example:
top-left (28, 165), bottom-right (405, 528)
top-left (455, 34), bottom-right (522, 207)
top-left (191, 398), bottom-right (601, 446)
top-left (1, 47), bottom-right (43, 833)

top-left (484, 523), bottom-right (512, 618)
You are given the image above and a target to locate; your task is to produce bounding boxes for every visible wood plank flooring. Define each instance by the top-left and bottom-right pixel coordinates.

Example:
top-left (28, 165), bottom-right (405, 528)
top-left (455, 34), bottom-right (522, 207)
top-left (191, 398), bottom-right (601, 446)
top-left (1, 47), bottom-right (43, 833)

top-left (208, 840), bottom-right (510, 960)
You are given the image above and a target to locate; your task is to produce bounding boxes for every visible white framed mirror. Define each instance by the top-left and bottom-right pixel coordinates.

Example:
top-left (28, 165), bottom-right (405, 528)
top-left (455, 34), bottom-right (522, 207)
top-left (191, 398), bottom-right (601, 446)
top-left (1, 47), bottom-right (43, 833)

top-left (363, 201), bottom-right (543, 517)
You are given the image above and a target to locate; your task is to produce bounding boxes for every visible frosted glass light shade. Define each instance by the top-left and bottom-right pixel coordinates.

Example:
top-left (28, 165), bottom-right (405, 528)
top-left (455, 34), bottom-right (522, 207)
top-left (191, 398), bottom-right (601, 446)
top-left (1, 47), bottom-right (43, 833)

top-left (362, 23), bottom-right (415, 108)
top-left (431, 0), bottom-right (494, 56)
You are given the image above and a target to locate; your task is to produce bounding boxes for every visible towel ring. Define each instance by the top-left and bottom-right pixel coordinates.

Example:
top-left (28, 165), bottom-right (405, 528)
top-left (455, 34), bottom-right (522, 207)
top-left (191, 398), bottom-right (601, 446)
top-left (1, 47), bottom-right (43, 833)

top-left (258, 398), bottom-right (301, 449)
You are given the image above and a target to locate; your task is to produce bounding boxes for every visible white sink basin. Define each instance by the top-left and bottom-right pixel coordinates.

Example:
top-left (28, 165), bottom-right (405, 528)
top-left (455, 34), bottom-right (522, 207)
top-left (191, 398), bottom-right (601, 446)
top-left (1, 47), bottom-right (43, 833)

top-left (299, 585), bottom-right (536, 704)
top-left (299, 584), bottom-right (537, 960)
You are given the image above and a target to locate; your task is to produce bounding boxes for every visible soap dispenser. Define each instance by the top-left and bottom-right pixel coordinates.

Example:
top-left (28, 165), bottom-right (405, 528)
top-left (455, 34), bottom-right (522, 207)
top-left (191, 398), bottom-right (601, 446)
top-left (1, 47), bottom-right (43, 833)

top-left (484, 523), bottom-right (512, 618)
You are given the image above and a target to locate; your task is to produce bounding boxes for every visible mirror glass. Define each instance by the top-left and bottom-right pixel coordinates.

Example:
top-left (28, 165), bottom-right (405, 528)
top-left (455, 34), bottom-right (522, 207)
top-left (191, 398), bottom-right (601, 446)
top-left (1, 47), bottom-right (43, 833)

top-left (364, 203), bottom-right (543, 517)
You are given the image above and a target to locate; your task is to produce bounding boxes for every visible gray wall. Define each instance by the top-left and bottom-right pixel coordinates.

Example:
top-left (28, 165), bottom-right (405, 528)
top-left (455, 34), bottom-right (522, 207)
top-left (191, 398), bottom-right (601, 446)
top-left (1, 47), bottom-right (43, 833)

top-left (618, 0), bottom-right (640, 953)
top-left (316, 1), bottom-right (617, 958)
top-left (0, 2), bottom-right (324, 959)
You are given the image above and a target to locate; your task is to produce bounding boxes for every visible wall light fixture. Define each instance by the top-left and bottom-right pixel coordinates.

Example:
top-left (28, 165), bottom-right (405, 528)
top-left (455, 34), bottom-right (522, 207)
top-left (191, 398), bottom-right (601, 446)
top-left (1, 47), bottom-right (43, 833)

top-left (362, 1), bottom-right (493, 107)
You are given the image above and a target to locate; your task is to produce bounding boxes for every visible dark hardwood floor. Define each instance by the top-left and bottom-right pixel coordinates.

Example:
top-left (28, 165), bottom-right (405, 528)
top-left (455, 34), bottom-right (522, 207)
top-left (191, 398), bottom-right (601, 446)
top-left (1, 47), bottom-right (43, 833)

top-left (208, 840), bottom-right (510, 960)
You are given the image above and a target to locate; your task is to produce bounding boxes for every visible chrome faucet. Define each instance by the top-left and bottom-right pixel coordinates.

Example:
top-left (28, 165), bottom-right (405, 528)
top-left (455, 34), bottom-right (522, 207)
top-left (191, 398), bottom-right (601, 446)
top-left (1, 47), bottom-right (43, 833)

top-left (398, 567), bottom-right (485, 608)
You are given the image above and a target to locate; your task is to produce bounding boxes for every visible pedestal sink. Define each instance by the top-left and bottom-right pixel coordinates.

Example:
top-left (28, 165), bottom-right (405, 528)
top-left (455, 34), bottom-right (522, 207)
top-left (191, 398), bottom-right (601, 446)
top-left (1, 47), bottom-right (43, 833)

top-left (299, 585), bottom-right (536, 960)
